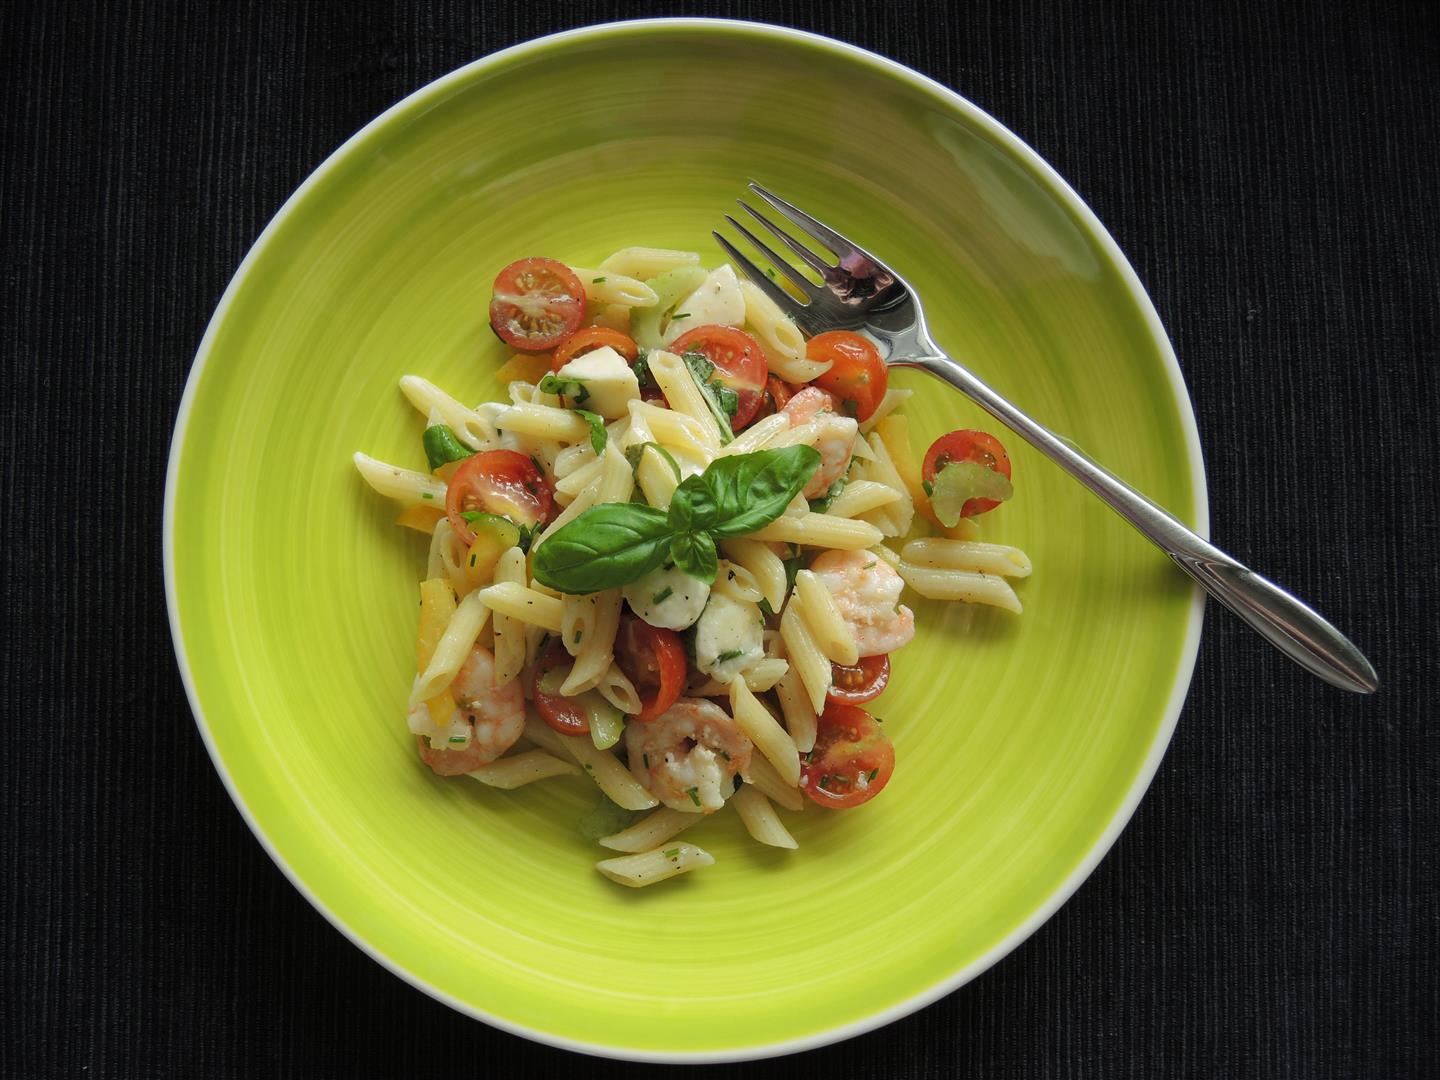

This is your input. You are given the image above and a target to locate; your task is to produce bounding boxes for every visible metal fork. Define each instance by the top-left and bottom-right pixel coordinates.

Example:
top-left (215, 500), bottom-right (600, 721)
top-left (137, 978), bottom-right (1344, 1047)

top-left (716, 182), bottom-right (1377, 694)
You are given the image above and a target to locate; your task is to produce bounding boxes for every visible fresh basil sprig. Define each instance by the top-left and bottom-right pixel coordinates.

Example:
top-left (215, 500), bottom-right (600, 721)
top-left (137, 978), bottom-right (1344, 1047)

top-left (574, 408), bottom-right (607, 455)
top-left (538, 373), bottom-right (590, 405)
top-left (422, 424), bottom-right (474, 470)
top-left (681, 351), bottom-right (738, 445)
top-left (532, 445), bottom-right (820, 594)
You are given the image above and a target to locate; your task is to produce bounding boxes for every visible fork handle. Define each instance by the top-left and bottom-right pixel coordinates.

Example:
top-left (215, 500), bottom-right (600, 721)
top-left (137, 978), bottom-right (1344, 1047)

top-left (907, 354), bottom-right (1378, 694)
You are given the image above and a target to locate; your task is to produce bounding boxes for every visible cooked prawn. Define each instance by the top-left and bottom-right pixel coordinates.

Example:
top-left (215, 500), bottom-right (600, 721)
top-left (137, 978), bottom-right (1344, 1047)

top-left (412, 644), bottom-right (525, 776)
top-left (780, 387), bottom-right (857, 498)
top-left (810, 549), bottom-right (916, 656)
top-left (625, 697), bottom-right (753, 813)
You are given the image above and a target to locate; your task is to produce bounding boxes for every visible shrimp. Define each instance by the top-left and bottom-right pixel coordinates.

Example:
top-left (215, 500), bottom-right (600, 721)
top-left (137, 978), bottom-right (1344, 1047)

top-left (410, 644), bottom-right (525, 776)
top-left (625, 697), bottom-right (753, 813)
top-left (780, 387), bottom-right (858, 498)
top-left (810, 549), bottom-right (916, 656)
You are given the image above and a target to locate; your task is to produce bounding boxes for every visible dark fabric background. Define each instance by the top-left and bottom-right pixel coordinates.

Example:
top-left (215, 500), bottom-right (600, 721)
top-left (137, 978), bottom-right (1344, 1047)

top-left (2, 1), bottom-right (1436, 1076)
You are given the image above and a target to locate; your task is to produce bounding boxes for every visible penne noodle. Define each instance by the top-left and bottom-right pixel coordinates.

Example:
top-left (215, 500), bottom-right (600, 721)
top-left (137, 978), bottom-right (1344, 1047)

top-left (721, 539), bottom-right (787, 613)
top-left (466, 749), bottom-right (580, 789)
top-left (553, 455), bottom-right (605, 503)
top-left (398, 375), bottom-right (496, 449)
top-left (858, 433), bottom-right (914, 537)
top-left (531, 486), bottom-right (597, 550)
top-left (718, 413), bottom-right (789, 456)
top-left (634, 443), bottom-right (680, 508)
top-left (523, 717), bottom-right (658, 810)
top-left (626, 399), bottom-right (716, 462)
top-left (897, 562), bottom-right (1024, 613)
top-left (646, 350), bottom-right (723, 449)
top-left (774, 663), bottom-right (818, 753)
top-left (738, 279), bottom-right (829, 382)
top-left (750, 513), bottom-right (884, 550)
top-left (567, 266), bottom-right (658, 307)
top-left (410, 590), bottom-right (491, 704)
top-left (352, 452), bottom-right (446, 507)
top-left (595, 443), bottom-right (635, 504)
top-left (494, 402), bottom-right (592, 444)
top-left (857, 388), bottom-right (914, 434)
top-left (598, 807), bottom-right (698, 852)
top-left (476, 581), bottom-right (566, 633)
top-left (687, 656), bottom-right (789, 697)
top-left (794, 569), bottom-right (859, 666)
top-left (598, 246), bottom-right (701, 279)
top-left (712, 559), bottom-right (764, 604)
top-left (729, 678), bottom-right (801, 787)
top-left (825, 479), bottom-right (902, 519)
top-left (900, 538), bottom-right (1033, 578)
top-left (596, 844), bottom-right (713, 888)
top-left (560, 588), bottom-right (622, 695)
top-left (780, 597), bottom-right (832, 713)
top-left (594, 663), bottom-right (642, 715)
top-left (740, 749), bottom-right (805, 812)
top-left (490, 547), bottom-right (528, 685)
top-left (731, 786), bottom-right (798, 849)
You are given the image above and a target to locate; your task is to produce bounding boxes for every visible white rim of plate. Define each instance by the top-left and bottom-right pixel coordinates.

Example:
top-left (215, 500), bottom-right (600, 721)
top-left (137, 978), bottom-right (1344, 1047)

top-left (163, 17), bottom-right (1209, 1064)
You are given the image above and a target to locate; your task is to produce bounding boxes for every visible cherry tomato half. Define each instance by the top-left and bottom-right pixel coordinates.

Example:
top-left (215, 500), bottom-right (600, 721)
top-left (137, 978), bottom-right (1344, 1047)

top-left (488, 257), bottom-right (586, 352)
top-left (807, 331), bottom-right (889, 422)
top-left (766, 375), bottom-right (798, 414)
top-left (826, 654), bottom-right (890, 705)
top-left (668, 324), bottom-right (768, 431)
top-left (532, 640), bottom-right (588, 736)
top-left (614, 614), bottom-right (687, 723)
top-left (444, 450), bottom-right (554, 546)
top-left (551, 326), bottom-right (639, 372)
top-left (922, 429), bottom-right (1013, 518)
top-left (800, 703), bottom-right (895, 810)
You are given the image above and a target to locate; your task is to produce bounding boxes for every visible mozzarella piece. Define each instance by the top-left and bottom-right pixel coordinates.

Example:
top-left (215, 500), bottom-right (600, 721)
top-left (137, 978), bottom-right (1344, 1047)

top-left (554, 345), bottom-right (641, 420)
top-left (694, 594), bottom-right (765, 682)
top-left (662, 265), bottom-right (745, 345)
top-left (623, 564), bottom-right (710, 631)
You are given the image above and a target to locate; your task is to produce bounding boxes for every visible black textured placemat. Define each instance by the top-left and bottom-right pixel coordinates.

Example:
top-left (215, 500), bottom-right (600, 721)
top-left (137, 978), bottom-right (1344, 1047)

top-left (2, 2), bottom-right (1436, 1077)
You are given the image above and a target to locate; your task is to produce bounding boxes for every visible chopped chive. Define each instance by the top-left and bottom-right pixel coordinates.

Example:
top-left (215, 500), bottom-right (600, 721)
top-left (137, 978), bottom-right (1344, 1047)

top-left (592, 276), bottom-right (607, 283)
top-left (468, 553), bottom-right (477, 567)
top-left (573, 630), bottom-right (582, 644)
top-left (686, 786), bottom-right (700, 807)
top-left (671, 312), bottom-right (690, 320)
top-left (663, 847), bottom-right (681, 859)
top-left (863, 560), bottom-right (877, 569)
top-left (652, 586), bottom-right (674, 605)
top-left (716, 648), bottom-right (744, 664)
top-left (867, 767), bottom-right (879, 782)
top-left (642, 753), bottom-right (650, 767)
top-left (421, 492), bottom-right (434, 500)
top-left (448, 736), bottom-right (466, 744)
top-left (718, 749), bottom-right (731, 762)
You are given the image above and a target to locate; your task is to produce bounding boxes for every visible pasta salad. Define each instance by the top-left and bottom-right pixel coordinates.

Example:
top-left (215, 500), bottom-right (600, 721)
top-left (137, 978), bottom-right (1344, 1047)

top-left (353, 247), bottom-right (1032, 887)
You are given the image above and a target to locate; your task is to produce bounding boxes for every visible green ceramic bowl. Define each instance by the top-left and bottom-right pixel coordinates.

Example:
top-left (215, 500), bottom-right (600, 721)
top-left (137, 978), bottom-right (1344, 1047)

top-left (165, 19), bottom-right (1206, 1061)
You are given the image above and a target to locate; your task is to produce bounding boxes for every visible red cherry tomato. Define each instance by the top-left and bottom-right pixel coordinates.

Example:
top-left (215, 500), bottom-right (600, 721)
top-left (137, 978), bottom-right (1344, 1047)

top-left (807, 331), bottom-right (889, 422)
top-left (532, 640), bottom-right (589, 736)
top-left (826, 654), bottom-right (890, 705)
top-left (444, 450), bottom-right (554, 546)
top-left (668, 324), bottom-right (769, 431)
top-left (613, 614), bottom-right (687, 723)
top-left (488, 257), bottom-right (586, 352)
top-left (800, 703), bottom-right (895, 810)
top-left (922, 429), bottom-right (1013, 518)
top-left (551, 326), bottom-right (639, 372)
top-left (766, 375), bottom-right (797, 414)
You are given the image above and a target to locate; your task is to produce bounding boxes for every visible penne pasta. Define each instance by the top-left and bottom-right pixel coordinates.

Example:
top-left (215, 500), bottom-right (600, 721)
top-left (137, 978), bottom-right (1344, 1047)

top-left (560, 588), bottom-right (622, 695)
top-left (896, 562), bottom-right (1024, 613)
top-left (398, 375), bottom-right (496, 449)
top-left (466, 749), bottom-right (580, 789)
top-left (750, 512), bottom-right (884, 550)
top-left (718, 413), bottom-right (788, 456)
top-left (774, 663), bottom-right (818, 754)
top-left (825, 479), bottom-right (902, 519)
top-left (712, 559), bottom-right (764, 604)
top-left (594, 663), bottom-right (642, 715)
top-left (780, 597), bottom-right (832, 713)
top-left (494, 402), bottom-right (592, 444)
top-left (595, 844), bottom-right (714, 888)
top-left (567, 266), bottom-right (658, 307)
top-left (531, 486), bottom-right (597, 550)
top-left (858, 432), bottom-right (914, 537)
top-left (731, 786), bottom-right (798, 849)
top-left (476, 581), bottom-right (566, 633)
top-left (729, 677), bottom-right (801, 787)
top-left (688, 656), bottom-right (789, 697)
top-left (490, 547), bottom-right (528, 685)
top-left (721, 539), bottom-right (788, 613)
top-left (900, 538), bottom-right (1033, 578)
top-left (352, 451), bottom-right (446, 507)
top-left (410, 590), bottom-right (491, 704)
top-left (740, 749), bottom-right (805, 812)
top-left (646, 350), bottom-right (723, 449)
top-left (598, 246), bottom-right (701, 279)
top-left (594, 443), bottom-right (635, 504)
top-left (857, 388), bottom-right (914, 434)
top-left (794, 569), bottom-right (859, 666)
top-left (523, 717), bottom-right (658, 810)
top-left (598, 807), bottom-right (698, 852)
top-left (738, 279), bottom-right (829, 382)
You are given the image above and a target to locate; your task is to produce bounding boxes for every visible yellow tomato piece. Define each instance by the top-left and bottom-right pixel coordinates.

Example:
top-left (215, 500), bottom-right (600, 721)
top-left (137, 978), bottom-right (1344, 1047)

top-left (415, 577), bottom-right (457, 673)
top-left (395, 504), bottom-right (446, 533)
top-left (494, 352), bottom-right (554, 384)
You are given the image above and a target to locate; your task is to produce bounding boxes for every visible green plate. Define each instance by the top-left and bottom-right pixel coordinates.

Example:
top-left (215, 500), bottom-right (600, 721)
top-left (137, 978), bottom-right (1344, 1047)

top-left (165, 19), bottom-right (1206, 1061)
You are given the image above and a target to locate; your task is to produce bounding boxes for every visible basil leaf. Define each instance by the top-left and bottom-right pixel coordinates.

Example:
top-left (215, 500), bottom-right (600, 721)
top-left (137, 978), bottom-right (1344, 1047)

top-left (574, 408), bottom-right (607, 455)
top-left (807, 475), bottom-right (848, 513)
top-left (537, 373), bottom-right (590, 405)
top-left (681, 351), bottom-right (736, 445)
top-left (928, 460), bottom-right (1014, 527)
top-left (631, 350), bottom-right (652, 389)
top-left (670, 530), bottom-right (718, 582)
top-left (668, 473), bottom-right (720, 534)
top-left (531, 503), bottom-right (672, 593)
top-left (702, 445), bottom-right (822, 539)
top-left (624, 441), bottom-right (682, 483)
top-left (422, 425), bottom-right (474, 470)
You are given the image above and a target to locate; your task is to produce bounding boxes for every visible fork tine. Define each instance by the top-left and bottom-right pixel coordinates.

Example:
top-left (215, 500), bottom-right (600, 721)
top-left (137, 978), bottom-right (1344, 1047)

top-left (712, 232), bottom-right (815, 325)
top-left (737, 199), bottom-right (833, 275)
top-left (721, 214), bottom-right (818, 297)
top-left (747, 181), bottom-right (864, 263)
